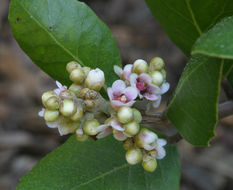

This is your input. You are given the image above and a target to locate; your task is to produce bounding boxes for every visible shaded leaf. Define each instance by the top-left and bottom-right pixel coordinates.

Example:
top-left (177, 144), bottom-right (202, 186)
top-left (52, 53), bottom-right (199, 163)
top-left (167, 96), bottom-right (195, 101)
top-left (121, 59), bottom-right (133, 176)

top-left (9, 0), bottom-right (121, 87)
top-left (17, 135), bottom-right (180, 190)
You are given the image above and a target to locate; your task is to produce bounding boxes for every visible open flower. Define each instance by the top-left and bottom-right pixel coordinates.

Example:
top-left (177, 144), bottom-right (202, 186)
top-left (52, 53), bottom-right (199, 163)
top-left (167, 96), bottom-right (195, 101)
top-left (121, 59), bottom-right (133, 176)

top-left (107, 80), bottom-right (138, 108)
top-left (130, 73), bottom-right (169, 108)
top-left (114, 64), bottom-right (133, 81)
top-left (154, 138), bottom-right (167, 159)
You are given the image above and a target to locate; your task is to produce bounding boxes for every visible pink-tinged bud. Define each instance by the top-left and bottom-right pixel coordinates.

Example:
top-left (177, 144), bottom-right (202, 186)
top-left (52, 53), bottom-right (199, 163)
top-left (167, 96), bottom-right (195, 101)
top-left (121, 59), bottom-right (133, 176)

top-left (85, 68), bottom-right (105, 91)
top-left (117, 106), bottom-right (133, 124)
top-left (66, 61), bottom-right (81, 73)
top-left (44, 109), bottom-right (59, 122)
top-left (125, 147), bottom-right (142, 165)
top-left (45, 96), bottom-right (60, 110)
top-left (59, 99), bottom-right (77, 117)
top-left (83, 119), bottom-right (100, 136)
top-left (142, 155), bottom-right (157, 172)
top-left (132, 108), bottom-right (142, 123)
top-left (123, 121), bottom-right (140, 136)
top-left (149, 57), bottom-right (165, 72)
top-left (69, 84), bottom-right (82, 97)
top-left (123, 138), bottom-right (134, 150)
top-left (150, 71), bottom-right (164, 86)
top-left (42, 91), bottom-right (57, 107)
top-left (132, 59), bottom-right (148, 74)
top-left (70, 68), bottom-right (85, 84)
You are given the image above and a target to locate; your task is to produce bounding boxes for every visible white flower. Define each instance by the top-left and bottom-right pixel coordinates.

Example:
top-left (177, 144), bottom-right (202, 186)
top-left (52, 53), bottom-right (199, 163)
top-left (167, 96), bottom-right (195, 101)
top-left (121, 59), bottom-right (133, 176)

top-left (85, 68), bottom-right (105, 91)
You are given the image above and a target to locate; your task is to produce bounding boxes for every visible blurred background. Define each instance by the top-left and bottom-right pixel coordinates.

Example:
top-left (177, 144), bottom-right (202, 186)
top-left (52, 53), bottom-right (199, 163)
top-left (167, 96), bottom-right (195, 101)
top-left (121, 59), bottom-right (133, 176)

top-left (0, 0), bottom-right (232, 189)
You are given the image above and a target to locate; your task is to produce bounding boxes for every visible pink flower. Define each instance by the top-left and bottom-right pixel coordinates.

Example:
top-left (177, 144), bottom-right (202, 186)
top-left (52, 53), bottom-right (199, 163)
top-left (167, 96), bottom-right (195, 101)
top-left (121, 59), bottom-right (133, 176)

top-left (114, 64), bottom-right (133, 81)
top-left (130, 73), bottom-right (169, 108)
top-left (96, 117), bottom-right (127, 141)
top-left (107, 80), bottom-right (138, 108)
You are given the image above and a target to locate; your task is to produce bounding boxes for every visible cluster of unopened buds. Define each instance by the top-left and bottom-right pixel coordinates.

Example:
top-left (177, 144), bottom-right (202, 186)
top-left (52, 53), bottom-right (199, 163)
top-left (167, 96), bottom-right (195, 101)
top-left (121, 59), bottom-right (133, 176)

top-left (39, 57), bottom-right (169, 172)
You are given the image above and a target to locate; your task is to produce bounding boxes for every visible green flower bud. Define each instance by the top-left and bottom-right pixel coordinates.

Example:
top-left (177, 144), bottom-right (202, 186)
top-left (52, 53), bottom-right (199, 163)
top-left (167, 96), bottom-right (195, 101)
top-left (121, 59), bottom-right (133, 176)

top-left (161, 69), bottom-right (166, 80)
top-left (125, 147), bottom-right (142, 165)
top-left (75, 133), bottom-right (89, 142)
top-left (142, 155), bottom-right (157, 172)
top-left (45, 96), bottom-right (60, 110)
top-left (59, 118), bottom-right (80, 135)
top-left (84, 99), bottom-right (95, 109)
top-left (150, 71), bottom-right (164, 86)
top-left (83, 67), bottom-right (91, 77)
top-left (132, 59), bottom-right (148, 74)
top-left (66, 61), bottom-right (81, 73)
top-left (42, 91), bottom-right (57, 107)
top-left (70, 106), bottom-right (83, 121)
top-left (59, 99), bottom-right (77, 117)
top-left (123, 138), bottom-right (134, 150)
top-left (117, 106), bottom-right (133, 124)
top-left (83, 119), bottom-right (100, 136)
top-left (123, 121), bottom-right (140, 136)
top-left (44, 109), bottom-right (59, 122)
top-left (70, 68), bottom-right (85, 84)
top-left (60, 89), bottom-right (75, 100)
top-left (85, 68), bottom-right (105, 91)
top-left (69, 84), bottom-right (82, 97)
top-left (85, 90), bottom-right (98, 100)
top-left (132, 108), bottom-right (142, 123)
top-left (148, 149), bottom-right (158, 157)
top-left (149, 57), bottom-right (165, 72)
top-left (80, 88), bottom-right (89, 99)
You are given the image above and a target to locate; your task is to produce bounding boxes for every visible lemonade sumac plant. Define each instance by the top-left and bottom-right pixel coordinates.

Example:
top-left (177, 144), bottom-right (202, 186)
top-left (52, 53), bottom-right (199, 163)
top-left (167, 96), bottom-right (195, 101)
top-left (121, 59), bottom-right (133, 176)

top-left (8, 0), bottom-right (233, 189)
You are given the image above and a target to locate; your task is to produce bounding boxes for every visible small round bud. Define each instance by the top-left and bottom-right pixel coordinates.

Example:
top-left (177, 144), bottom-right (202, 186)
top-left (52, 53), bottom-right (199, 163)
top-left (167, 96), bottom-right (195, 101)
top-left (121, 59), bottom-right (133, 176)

top-left (149, 57), bottom-right (165, 71)
top-left (150, 71), bottom-right (164, 86)
top-left (84, 99), bottom-right (95, 109)
top-left (132, 59), bottom-right (148, 74)
top-left (123, 138), bottom-right (134, 150)
top-left (59, 99), bottom-right (77, 117)
top-left (85, 90), bottom-right (98, 100)
top-left (161, 69), bottom-right (166, 80)
top-left (70, 68), bottom-right (85, 84)
top-left (80, 88), bottom-right (89, 99)
top-left (132, 108), bottom-right (142, 123)
top-left (85, 68), bottom-right (105, 91)
top-left (125, 147), bottom-right (142, 165)
top-left (60, 89), bottom-right (75, 100)
top-left (66, 61), bottom-right (81, 73)
top-left (45, 96), bottom-right (60, 110)
top-left (83, 119), bottom-right (100, 136)
top-left (123, 121), bottom-right (140, 136)
top-left (148, 149), bottom-right (158, 157)
top-left (42, 91), bottom-right (57, 107)
top-left (75, 133), bottom-right (89, 142)
top-left (69, 84), bottom-right (82, 97)
top-left (70, 106), bottom-right (83, 121)
top-left (83, 67), bottom-right (91, 77)
top-left (44, 109), bottom-right (59, 122)
top-left (142, 155), bottom-right (157, 172)
top-left (117, 106), bottom-right (133, 124)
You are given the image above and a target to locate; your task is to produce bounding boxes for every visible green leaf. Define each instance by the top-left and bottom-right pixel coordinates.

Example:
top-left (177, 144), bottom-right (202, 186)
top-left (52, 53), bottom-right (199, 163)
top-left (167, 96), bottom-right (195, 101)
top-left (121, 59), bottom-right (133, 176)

top-left (9, 0), bottom-right (121, 87)
top-left (145, 0), bottom-right (233, 55)
top-left (167, 55), bottom-right (223, 146)
top-left (228, 69), bottom-right (233, 87)
top-left (192, 16), bottom-right (233, 59)
top-left (17, 136), bottom-right (180, 190)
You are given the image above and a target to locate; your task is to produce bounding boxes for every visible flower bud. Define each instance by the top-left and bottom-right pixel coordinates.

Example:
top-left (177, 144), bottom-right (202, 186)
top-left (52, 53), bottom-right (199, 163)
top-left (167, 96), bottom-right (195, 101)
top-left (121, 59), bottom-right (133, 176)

top-left (60, 89), bottom-right (75, 100)
top-left (83, 119), bottom-right (100, 136)
top-left (132, 108), bottom-right (142, 123)
top-left (85, 68), bottom-right (105, 91)
top-left (149, 57), bottom-right (165, 71)
top-left (125, 147), bottom-right (142, 165)
top-left (117, 106), bottom-right (133, 124)
top-left (161, 69), bottom-right (166, 80)
top-left (148, 149), bottom-right (158, 157)
top-left (76, 134), bottom-right (89, 142)
top-left (85, 90), bottom-right (98, 100)
top-left (70, 68), bottom-right (85, 84)
top-left (66, 61), bottom-right (81, 73)
top-left (80, 88), bottom-right (89, 99)
top-left (83, 66), bottom-right (91, 77)
top-left (150, 71), bottom-right (164, 86)
top-left (59, 119), bottom-right (80, 135)
top-left (123, 138), bottom-right (134, 150)
top-left (84, 99), bottom-right (95, 109)
top-left (123, 121), bottom-right (140, 136)
top-left (42, 91), bottom-right (57, 107)
top-left (69, 84), bottom-right (82, 97)
top-left (59, 99), bottom-right (77, 117)
top-left (132, 59), bottom-right (148, 74)
top-left (70, 106), bottom-right (83, 121)
top-left (44, 109), bottom-right (59, 122)
top-left (45, 96), bottom-right (60, 110)
top-left (142, 155), bottom-right (157, 172)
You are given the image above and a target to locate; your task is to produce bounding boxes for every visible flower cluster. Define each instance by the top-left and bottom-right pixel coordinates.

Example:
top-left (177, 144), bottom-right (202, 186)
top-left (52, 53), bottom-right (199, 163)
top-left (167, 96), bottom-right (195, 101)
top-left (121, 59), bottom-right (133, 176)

top-left (39, 57), bottom-right (169, 172)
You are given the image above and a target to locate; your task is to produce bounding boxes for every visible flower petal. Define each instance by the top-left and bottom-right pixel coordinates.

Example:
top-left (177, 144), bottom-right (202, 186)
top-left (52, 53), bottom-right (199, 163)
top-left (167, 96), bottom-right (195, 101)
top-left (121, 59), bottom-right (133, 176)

top-left (38, 108), bottom-right (45, 117)
top-left (56, 81), bottom-right (67, 90)
top-left (111, 100), bottom-right (136, 108)
top-left (46, 121), bottom-right (58, 129)
top-left (138, 73), bottom-right (151, 83)
top-left (157, 138), bottom-right (167, 147)
top-left (123, 64), bottom-right (133, 80)
top-left (147, 83), bottom-right (160, 94)
top-left (96, 124), bottom-right (109, 132)
top-left (156, 147), bottom-right (166, 159)
top-left (152, 96), bottom-right (161, 108)
top-left (54, 88), bottom-right (60, 96)
top-left (111, 121), bottom-right (124, 131)
top-left (113, 131), bottom-right (127, 141)
top-left (114, 65), bottom-right (123, 78)
top-left (124, 87), bottom-right (138, 101)
top-left (96, 127), bottom-right (112, 139)
top-left (112, 80), bottom-right (126, 96)
top-left (107, 88), bottom-right (114, 100)
top-left (160, 82), bottom-right (170, 94)
top-left (129, 73), bottom-right (138, 88)
top-left (144, 93), bottom-right (159, 101)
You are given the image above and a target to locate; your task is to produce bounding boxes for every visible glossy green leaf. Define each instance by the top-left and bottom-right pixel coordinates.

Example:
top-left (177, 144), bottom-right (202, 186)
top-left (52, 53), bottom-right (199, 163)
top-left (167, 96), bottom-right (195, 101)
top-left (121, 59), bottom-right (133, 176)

top-left (167, 55), bottom-right (223, 146)
top-left (145, 0), bottom-right (233, 55)
top-left (9, 0), bottom-right (121, 87)
top-left (17, 135), bottom-right (180, 190)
